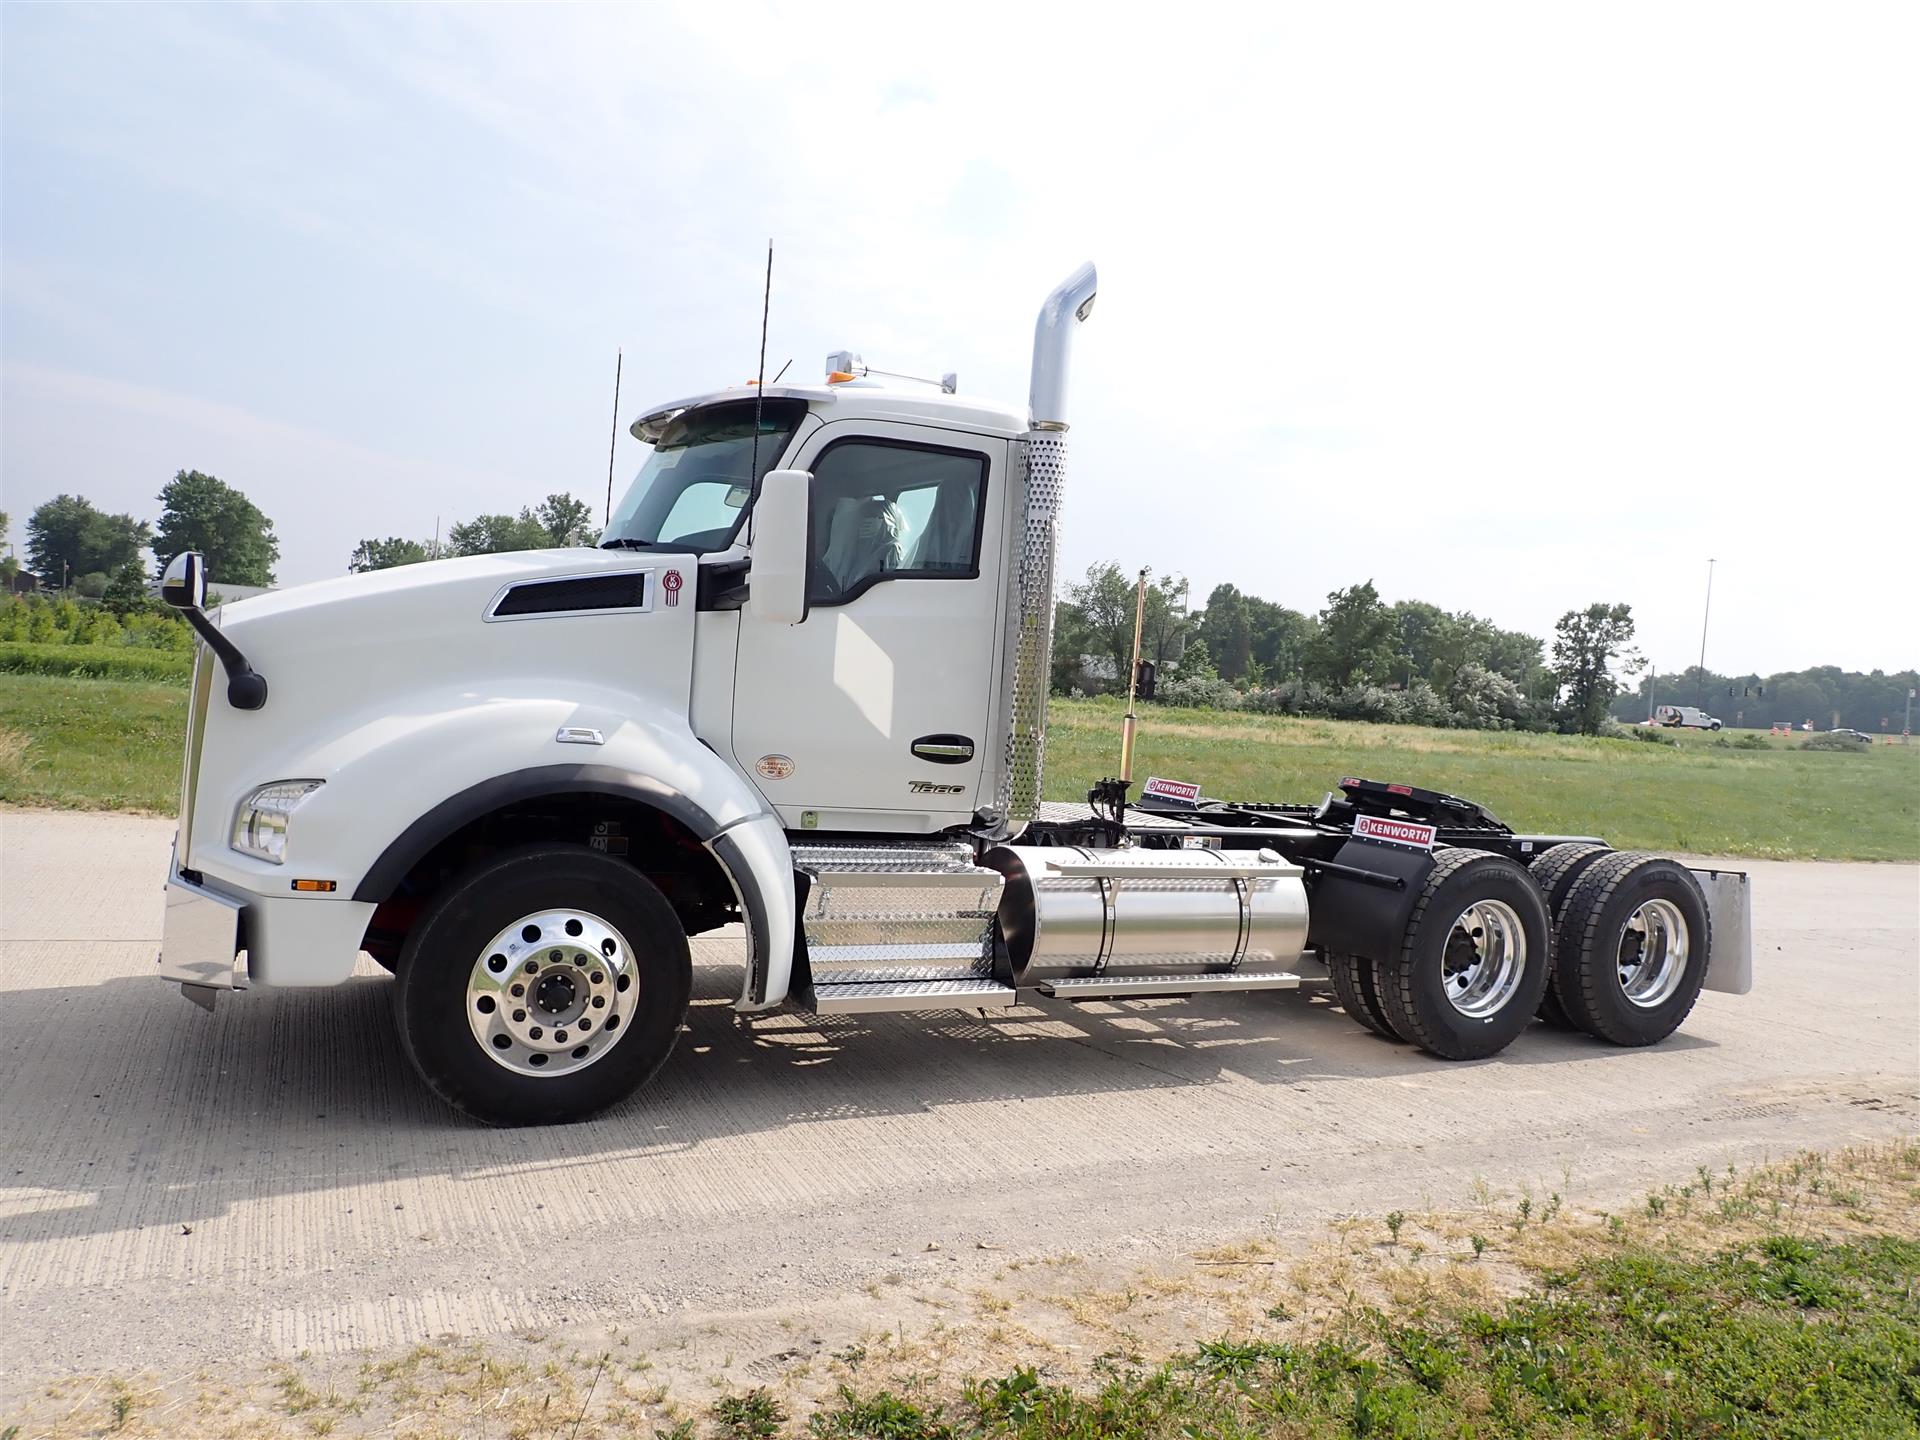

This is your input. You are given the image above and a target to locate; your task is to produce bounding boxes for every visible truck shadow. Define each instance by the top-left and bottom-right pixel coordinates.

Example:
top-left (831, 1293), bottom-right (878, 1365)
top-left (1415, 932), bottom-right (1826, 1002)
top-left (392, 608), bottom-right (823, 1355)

top-left (4, 954), bottom-right (1714, 1245)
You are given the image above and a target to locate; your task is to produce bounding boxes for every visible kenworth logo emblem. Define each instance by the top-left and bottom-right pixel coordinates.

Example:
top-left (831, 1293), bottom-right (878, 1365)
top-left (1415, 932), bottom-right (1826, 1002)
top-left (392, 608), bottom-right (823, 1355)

top-left (1353, 815), bottom-right (1438, 850)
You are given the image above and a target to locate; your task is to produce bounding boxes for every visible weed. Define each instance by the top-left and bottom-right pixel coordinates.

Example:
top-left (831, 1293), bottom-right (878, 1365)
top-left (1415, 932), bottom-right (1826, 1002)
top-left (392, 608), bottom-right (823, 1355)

top-left (816, 1231), bottom-right (1920, 1440)
top-left (810, 1385), bottom-right (956, 1438)
top-left (712, 1388), bottom-right (786, 1439)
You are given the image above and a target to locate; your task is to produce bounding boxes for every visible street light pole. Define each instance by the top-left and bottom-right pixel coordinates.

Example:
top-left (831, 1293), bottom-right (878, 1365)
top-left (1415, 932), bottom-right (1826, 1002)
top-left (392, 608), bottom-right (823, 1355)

top-left (1695, 558), bottom-right (1715, 709)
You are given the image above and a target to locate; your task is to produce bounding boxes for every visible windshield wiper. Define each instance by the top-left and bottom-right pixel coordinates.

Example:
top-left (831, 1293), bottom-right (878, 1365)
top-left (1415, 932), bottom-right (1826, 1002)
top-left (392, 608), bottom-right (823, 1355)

top-left (600, 537), bottom-right (655, 550)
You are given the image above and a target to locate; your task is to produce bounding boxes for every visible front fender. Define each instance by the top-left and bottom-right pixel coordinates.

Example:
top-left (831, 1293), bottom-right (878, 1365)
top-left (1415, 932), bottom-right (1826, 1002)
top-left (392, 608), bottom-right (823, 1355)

top-left (191, 682), bottom-right (798, 1008)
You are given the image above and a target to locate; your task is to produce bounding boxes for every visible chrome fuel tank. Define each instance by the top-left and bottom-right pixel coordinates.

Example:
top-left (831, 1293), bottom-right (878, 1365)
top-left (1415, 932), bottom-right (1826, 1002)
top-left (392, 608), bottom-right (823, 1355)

top-left (982, 845), bottom-right (1309, 985)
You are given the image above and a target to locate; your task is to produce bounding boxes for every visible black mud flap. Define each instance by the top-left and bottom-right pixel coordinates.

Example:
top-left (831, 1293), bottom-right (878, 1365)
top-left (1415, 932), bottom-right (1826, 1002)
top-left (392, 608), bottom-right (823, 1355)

top-left (1304, 839), bottom-right (1437, 966)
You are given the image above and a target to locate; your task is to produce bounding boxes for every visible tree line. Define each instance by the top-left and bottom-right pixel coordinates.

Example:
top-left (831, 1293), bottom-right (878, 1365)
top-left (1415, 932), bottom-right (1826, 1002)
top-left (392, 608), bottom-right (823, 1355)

top-left (14, 471), bottom-right (280, 597)
top-left (9, 485), bottom-right (1907, 736)
top-left (1611, 665), bottom-right (1918, 735)
top-left (1056, 564), bottom-right (1647, 736)
top-left (348, 494), bottom-right (599, 572)
top-left (7, 475), bottom-right (604, 595)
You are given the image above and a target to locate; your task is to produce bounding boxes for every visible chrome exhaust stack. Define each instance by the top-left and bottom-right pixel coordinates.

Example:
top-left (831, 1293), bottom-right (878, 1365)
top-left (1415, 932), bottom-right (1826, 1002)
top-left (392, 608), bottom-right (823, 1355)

top-left (983, 265), bottom-right (1098, 835)
top-left (1028, 262), bottom-right (1098, 432)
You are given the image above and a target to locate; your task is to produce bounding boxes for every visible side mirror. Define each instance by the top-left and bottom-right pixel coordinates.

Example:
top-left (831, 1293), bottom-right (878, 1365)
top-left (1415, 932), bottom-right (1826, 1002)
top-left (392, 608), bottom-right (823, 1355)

top-left (160, 552), bottom-right (207, 611)
top-left (159, 550), bottom-right (269, 711)
top-left (749, 469), bottom-right (812, 625)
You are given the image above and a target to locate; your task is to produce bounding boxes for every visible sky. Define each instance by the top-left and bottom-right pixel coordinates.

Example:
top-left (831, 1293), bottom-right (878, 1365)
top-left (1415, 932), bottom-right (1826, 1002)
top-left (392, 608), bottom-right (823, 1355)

top-left (2, 3), bottom-right (1915, 676)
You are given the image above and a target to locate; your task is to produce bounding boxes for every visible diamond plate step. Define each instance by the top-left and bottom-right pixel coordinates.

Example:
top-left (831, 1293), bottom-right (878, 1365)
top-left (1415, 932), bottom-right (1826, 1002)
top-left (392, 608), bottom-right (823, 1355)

top-left (809, 977), bottom-right (1017, 1015)
top-left (1037, 972), bottom-right (1302, 1000)
top-left (793, 843), bottom-right (1004, 985)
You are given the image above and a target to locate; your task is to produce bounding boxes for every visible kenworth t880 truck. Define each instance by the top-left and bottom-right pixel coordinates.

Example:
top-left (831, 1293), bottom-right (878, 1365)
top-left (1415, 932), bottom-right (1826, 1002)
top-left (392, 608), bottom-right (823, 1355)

top-left (157, 264), bottom-right (1753, 1125)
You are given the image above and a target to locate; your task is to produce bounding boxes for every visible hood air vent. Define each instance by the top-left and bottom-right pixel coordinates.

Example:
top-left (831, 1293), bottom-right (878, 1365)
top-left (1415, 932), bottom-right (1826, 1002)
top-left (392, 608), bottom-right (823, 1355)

top-left (488, 572), bottom-right (649, 620)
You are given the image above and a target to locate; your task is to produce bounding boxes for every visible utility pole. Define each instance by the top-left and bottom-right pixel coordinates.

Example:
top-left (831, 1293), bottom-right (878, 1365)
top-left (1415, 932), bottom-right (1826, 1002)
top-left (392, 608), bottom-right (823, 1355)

top-left (1695, 558), bottom-right (1715, 708)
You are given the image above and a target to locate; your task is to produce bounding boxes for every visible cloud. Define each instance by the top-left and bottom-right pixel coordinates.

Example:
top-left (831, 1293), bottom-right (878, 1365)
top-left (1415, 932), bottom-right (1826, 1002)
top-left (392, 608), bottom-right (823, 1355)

top-left (3, 2), bottom-right (1915, 673)
top-left (2, 364), bottom-right (533, 579)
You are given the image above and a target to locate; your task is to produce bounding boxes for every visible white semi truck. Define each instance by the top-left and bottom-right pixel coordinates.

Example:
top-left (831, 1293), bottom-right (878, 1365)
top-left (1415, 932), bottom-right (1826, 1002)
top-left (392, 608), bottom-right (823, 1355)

top-left (157, 265), bottom-right (1752, 1124)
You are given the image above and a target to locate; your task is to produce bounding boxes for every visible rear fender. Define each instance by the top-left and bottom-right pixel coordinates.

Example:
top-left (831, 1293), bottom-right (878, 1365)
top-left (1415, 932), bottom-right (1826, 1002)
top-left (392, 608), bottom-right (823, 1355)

top-left (1304, 839), bottom-right (1436, 965)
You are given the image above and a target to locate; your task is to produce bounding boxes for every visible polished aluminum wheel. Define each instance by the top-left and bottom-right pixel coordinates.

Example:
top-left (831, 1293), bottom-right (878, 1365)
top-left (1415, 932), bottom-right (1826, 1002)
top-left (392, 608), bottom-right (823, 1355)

top-left (1617, 897), bottom-right (1689, 1008)
top-left (1440, 898), bottom-right (1528, 1019)
top-left (465, 909), bottom-right (638, 1077)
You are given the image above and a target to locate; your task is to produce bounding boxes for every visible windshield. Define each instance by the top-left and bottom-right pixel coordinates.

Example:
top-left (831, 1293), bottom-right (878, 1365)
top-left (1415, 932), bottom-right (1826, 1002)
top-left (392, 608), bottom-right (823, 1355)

top-left (601, 399), bottom-right (806, 552)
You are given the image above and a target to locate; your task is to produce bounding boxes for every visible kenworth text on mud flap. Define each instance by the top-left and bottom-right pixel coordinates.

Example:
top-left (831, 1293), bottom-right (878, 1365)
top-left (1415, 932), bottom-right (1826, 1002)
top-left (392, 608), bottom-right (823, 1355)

top-left (156, 264), bottom-right (1754, 1125)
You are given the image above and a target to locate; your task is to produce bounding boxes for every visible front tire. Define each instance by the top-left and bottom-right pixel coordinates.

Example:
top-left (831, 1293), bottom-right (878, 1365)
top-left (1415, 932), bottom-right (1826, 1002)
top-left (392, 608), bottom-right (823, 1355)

top-left (1376, 849), bottom-right (1552, 1060)
top-left (393, 844), bottom-right (691, 1125)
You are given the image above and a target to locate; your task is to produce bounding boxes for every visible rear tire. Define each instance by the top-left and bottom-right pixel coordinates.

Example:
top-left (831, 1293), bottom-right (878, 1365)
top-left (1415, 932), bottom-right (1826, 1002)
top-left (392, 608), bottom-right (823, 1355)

top-left (1376, 849), bottom-right (1551, 1061)
top-left (1326, 950), bottom-right (1403, 1041)
top-left (1525, 843), bottom-right (1611, 1027)
top-left (1553, 852), bottom-right (1711, 1046)
top-left (393, 844), bottom-right (691, 1125)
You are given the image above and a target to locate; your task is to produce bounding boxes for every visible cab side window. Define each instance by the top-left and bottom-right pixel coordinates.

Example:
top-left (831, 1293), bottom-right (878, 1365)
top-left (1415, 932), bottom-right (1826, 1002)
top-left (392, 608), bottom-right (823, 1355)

top-left (807, 440), bottom-right (986, 604)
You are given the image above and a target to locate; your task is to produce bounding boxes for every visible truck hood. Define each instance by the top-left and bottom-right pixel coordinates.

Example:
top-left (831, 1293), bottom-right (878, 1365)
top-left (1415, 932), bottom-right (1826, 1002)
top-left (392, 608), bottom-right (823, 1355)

top-left (184, 547), bottom-right (705, 866)
top-left (211, 548), bottom-right (699, 705)
top-left (218, 548), bottom-right (618, 629)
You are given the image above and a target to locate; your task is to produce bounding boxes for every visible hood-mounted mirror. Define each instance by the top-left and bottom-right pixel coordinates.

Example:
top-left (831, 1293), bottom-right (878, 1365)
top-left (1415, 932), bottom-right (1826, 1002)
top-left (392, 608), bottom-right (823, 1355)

top-left (160, 551), bottom-right (268, 711)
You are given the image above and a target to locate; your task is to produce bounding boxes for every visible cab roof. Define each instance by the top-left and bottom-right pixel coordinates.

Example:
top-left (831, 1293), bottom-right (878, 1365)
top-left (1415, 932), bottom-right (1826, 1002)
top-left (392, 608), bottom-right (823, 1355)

top-left (629, 381), bottom-right (1026, 444)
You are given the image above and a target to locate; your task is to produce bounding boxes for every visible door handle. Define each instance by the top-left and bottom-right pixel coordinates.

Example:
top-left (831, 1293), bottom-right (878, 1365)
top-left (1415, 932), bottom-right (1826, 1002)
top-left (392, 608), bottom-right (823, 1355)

top-left (911, 734), bottom-right (975, 764)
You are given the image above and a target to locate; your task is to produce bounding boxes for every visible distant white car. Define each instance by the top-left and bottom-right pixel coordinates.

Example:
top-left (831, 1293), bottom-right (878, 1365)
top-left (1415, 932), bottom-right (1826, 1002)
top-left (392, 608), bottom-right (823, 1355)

top-left (1655, 705), bottom-right (1722, 731)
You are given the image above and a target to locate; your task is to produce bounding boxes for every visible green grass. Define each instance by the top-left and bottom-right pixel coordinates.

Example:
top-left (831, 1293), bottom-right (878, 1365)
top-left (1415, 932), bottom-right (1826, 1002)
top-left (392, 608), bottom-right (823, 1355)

top-left (0, 673), bottom-right (187, 813)
top-left (1049, 697), bottom-right (1920, 861)
top-left (0, 640), bottom-right (192, 683)
top-left (2, 678), bottom-right (1915, 860)
top-left (806, 1234), bottom-right (1920, 1438)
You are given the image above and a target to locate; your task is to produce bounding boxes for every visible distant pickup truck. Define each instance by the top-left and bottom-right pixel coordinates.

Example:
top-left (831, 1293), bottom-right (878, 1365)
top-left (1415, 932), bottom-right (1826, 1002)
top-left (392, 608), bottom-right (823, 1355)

top-left (1655, 705), bottom-right (1723, 731)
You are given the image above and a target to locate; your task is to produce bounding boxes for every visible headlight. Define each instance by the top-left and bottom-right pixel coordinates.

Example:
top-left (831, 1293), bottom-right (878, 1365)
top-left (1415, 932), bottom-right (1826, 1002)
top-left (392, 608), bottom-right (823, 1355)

top-left (231, 780), bottom-right (324, 864)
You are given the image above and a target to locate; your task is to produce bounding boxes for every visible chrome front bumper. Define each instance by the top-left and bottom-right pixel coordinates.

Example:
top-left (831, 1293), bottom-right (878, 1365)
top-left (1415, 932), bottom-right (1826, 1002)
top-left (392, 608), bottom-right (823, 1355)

top-left (159, 870), bottom-right (247, 1002)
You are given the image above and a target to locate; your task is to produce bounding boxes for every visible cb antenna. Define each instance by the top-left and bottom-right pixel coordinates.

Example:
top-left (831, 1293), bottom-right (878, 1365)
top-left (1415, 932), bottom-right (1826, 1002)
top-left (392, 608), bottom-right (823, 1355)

top-left (603, 348), bottom-right (623, 527)
top-left (749, 241), bottom-right (773, 496)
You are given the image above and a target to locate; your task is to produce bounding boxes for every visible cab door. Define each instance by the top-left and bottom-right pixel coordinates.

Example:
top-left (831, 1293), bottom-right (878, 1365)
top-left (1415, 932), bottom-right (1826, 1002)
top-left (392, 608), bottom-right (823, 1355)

top-left (730, 420), bottom-right (1007, 830)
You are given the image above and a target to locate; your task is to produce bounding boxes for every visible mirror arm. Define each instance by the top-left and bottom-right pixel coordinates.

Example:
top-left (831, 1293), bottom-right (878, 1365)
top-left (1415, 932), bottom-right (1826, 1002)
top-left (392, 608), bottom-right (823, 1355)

top-left (182, 607), bottom-right (268, 710)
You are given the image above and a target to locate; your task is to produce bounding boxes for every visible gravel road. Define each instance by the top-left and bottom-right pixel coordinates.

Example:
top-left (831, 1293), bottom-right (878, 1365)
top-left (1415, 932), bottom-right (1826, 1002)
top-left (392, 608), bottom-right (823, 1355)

top-left (2, 808), bottom-right (1914, 1393)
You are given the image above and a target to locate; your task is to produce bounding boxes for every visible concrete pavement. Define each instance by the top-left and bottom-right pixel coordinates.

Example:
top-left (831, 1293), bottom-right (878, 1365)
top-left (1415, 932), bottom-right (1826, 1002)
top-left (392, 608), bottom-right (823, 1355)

top-left (1, 808), bottom-right (1914, 1392)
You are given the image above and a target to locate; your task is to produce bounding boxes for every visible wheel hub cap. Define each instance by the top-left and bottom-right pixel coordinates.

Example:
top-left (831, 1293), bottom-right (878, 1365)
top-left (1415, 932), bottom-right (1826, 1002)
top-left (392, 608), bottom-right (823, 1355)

top-left (1440, 899), bottom-right (1527, 1019)
top-left (534, 974), bottom-right (577, 1014)
top-left (466, 909), bottom-right (639, 1077)
top-left (1618, 898), bottom-right (1689, 1008)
